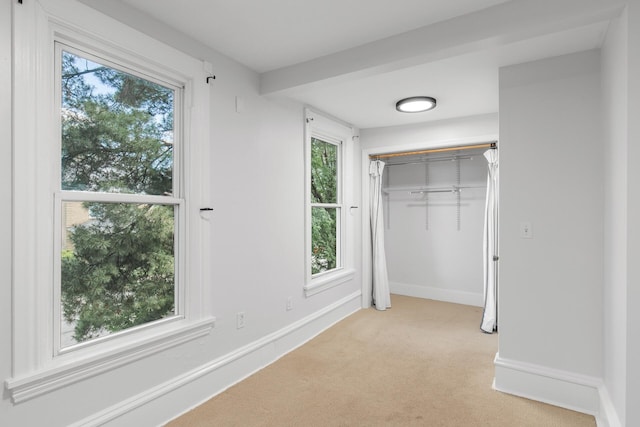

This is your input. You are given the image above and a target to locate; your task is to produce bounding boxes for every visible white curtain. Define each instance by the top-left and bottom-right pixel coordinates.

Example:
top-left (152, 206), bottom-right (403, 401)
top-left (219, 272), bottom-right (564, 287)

top-left (481, 149), bottom-right (498, 333)
top-left (369, 160), bottom-right (391, 310)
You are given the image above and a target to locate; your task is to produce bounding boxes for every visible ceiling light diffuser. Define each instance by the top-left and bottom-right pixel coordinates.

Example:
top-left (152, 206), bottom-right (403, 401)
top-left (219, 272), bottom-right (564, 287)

top-left (395, 96), bottom-right (437, 113)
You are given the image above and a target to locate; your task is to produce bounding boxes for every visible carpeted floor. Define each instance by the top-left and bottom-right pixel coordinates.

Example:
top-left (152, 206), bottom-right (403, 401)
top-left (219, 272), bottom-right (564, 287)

top-left (166, 295), bottom-right (596, 426)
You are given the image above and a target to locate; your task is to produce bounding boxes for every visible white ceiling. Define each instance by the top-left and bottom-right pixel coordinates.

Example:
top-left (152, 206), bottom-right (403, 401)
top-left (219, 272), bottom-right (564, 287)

top-left (118, 0), bottom-right (511, 73)
top-left (284, 21), bottom-right (608, 128)
top-left (81, 0), bottom-right (615, 129)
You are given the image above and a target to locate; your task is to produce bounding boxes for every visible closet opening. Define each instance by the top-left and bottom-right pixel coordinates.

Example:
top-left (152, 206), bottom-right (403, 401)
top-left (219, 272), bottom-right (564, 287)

top-left (363, 141), bottom-right (498, 334)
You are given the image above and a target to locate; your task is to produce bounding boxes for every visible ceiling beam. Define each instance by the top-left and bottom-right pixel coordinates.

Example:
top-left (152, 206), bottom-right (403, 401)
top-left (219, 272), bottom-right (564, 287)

top-left (260, 0), bottom-right (624, 96)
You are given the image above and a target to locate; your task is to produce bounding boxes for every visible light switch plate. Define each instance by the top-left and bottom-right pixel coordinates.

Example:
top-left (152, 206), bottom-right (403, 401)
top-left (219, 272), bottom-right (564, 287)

top-left (520, 221), bottom-right (533, 238)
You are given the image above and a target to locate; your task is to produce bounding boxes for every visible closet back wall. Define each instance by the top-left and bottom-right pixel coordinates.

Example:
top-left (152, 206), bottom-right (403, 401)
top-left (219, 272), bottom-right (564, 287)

top-left (384, 155), bottom-right (487, 307)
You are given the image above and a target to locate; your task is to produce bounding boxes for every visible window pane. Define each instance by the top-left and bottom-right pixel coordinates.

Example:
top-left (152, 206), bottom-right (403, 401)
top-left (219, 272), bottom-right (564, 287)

top-left (60, 50), bottom-right (174, 195)
top-left (310, 137), bottom-right (338, 204)
top-left (311, 206), bottom-right (338, 274)
top-left (60, 201), bottom-right (176, 347)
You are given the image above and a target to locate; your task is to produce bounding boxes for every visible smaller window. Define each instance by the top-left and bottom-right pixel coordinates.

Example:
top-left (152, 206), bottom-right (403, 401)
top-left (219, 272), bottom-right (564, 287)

top-left (305, 110), bottom-right (355, 296)
top-left (310, 137), bottom-right (342, 274)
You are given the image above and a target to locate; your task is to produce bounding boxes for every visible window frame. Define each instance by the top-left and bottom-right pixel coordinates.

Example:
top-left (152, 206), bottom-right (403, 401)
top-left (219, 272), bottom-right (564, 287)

top-left (310, 135), bottom-right (343, 275)
top-left (53, 42), bottom-right (186, 354)
top-left (304, 109), bottom-right (355, 296)
top-left (7, 0), bottom-right (214, 403)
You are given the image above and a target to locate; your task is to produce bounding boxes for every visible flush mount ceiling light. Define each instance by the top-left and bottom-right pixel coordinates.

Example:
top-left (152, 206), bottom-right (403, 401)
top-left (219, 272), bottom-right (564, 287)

top-left (395, 96), bottom-right (437, 113)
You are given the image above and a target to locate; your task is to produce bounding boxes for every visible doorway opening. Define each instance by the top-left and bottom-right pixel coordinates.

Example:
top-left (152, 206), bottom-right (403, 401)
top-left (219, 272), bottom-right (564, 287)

top-left (361, 139), bottom-right (499, 333)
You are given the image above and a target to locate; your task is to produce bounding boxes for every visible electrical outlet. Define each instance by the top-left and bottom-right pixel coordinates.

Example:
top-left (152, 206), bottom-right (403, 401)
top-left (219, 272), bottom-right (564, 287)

top-left (286, 297), bottom-right (293, 311)
top-left (236, 312), bottom-right (245, 329)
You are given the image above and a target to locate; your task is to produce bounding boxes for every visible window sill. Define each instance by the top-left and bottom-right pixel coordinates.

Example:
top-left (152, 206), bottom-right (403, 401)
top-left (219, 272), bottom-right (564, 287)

top-left (5, 317), bottom-right (215, 404)
top-left (304, 269), bottom-right (355, 297)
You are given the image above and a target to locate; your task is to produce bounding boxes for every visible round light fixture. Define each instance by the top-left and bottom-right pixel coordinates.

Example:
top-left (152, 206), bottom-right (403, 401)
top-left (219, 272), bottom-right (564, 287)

top-left (395, 96), bottom-right (437, 113)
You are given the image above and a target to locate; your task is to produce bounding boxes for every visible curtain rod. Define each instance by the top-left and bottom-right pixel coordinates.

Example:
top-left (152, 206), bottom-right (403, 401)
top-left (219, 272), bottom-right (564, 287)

top-left (369, 142), bottom-right (497, 160)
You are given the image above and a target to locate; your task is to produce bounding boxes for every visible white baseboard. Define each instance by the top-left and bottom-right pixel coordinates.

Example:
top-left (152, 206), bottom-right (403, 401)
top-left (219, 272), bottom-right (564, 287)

top-left (70, 291), bottom-right (362, 427)
top-left (390, 281), bottom-right (483, 307)
top-left (597, 385), bottom-right (622, 427)
top-left (494, 352), bottom-right (602, 416)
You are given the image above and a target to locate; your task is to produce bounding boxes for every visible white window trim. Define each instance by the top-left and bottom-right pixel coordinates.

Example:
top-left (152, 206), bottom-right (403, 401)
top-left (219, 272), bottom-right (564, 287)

top-left (53, 41), bottom-right (190, 354)
top-left (7, 0), bottom-right (214, 403)
top-left (304, 108), bottom-right (355, 297)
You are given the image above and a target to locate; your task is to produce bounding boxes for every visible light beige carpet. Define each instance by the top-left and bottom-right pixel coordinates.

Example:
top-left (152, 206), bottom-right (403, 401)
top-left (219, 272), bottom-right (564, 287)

top-left (167, 295), bottom-right (596, 426)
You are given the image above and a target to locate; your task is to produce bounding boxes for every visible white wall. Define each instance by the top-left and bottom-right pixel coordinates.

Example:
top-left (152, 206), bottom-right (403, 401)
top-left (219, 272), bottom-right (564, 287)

top-left (383, 155), bottom-right (487, 306)
top-left (360, 113), bottom-right (498, 151)
top-left (0, 0), bottom-right (13, 421)
top-left (207, 69), bottom-right (362, 350)
top-left (1, 1), bottom-right (361, 425)
top-left (601, 8), bottom-right (628, 426)
top-left (495, 50), bottom-right (603, 411)
top-left (625, 3), bottom-right (640, 426)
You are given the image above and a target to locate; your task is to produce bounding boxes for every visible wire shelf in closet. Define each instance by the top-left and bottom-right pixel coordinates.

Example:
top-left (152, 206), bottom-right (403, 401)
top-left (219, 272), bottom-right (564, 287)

top-left (375, 142), bottom-right (496, 231)
top-left (383, 185), bottom-right (486, 195)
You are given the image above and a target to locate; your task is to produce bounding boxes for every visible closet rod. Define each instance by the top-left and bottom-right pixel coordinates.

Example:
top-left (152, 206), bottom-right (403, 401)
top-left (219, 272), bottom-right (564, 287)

top-left (386, 155), bottom-right (474, 167)
top-left (370, 141), bottom-right (496, 160)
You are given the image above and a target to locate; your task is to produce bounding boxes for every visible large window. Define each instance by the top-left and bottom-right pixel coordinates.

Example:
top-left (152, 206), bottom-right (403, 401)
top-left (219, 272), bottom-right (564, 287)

top-left (8, 1), bottom-right (213, 403)
top-left (56, 46), bottom-right (182, 350)
top-left (305, 110), bottom-right (355, 296)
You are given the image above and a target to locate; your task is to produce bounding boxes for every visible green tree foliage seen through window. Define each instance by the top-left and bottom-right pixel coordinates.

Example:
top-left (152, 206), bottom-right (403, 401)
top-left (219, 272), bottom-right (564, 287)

top-left (310, 137), bottom-right (339, 274)
top-left (60, 49), bottom-right (177, 345)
